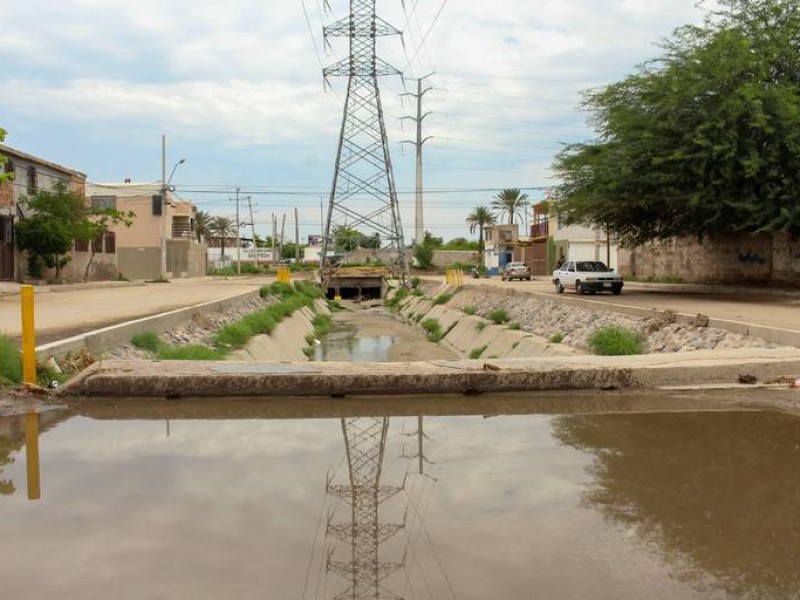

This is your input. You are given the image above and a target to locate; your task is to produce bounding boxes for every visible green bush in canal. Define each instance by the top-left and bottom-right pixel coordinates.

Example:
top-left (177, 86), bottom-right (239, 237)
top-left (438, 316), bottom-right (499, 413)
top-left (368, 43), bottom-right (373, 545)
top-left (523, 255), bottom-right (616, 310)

top-left (475, 321), bottom-right (487, 332)
top-left (213, 322), bottom-right (253, 349)
top-left (384, 288), bottom-right (409, 312)
top-left (588, 325), bottom-right (643, 355)
top-left (421, 318), bottom-right (444, 342)
top-left (130, 331), bottom-right (163, 352)
top-left (507, 322), bottom-right (521, 330)
top-left (549, 332), bottom-right (564, 344)
top-left (312, 314), bottom-right (332, 338)
top-left (241, 311), bottom-right (278, 335)
top-left (487, 309), bottom-right (509, 324)
top-left (469, 345), bottom-right (488, 359)
top-left (462, 305), bottom-right (477, 315)
top-left (432, 292), bottom-right (452, 306)
top-left (0, 334), bottom-right (22, 384)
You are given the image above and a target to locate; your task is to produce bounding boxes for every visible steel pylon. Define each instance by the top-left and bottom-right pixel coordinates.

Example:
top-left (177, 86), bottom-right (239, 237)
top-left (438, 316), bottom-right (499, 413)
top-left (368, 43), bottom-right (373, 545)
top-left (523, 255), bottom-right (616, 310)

top-left (320, 0), bottom-right (410, 285)
top-left (326, 417), bottom-right (405, 599)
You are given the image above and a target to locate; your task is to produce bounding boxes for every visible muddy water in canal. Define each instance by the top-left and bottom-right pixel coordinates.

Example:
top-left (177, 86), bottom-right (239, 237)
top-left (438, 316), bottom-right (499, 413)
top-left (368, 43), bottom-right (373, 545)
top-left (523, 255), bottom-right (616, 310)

top-left (1, 393), bottom-right (799, 600)
top-left (2, 308), bottom-right (799, 598)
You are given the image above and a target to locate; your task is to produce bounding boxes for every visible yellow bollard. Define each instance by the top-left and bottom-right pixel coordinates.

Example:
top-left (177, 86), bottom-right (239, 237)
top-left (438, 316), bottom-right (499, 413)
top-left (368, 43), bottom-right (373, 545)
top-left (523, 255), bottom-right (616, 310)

top-left (25, 412), bottom-right (41, 501)
top-left (20, 285), bottom-right (36, 385)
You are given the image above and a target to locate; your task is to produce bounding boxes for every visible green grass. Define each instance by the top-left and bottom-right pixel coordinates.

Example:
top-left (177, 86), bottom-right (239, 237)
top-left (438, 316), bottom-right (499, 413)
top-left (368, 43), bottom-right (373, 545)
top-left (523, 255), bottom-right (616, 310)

top-left (312, 314), bottom-right (332, 338)
top-left (130, 331), bottom-right (162, 352)
top-left (507, 322), bottom-right (521, 330)
top-left (469, 345), bottom-right (488, 359)
top-left (413, 289), bottom-right (425, 297)
top-left (213, 322), bottom-right (253, 349)
top-left (328, 300), bottom-right (343, 312)
top-left (414, 313), bottom-right (424, 323)
top-left (487, 309), bottom-right (509, 324)
top-left (410, 276), bottom-right (421, 288)
top-left (385, 287), bottom-right (409, 312)
top-left (241, 311), bottom-right (278, 335)
top-left (587, 325), bottom-right (644, 355)
top-left (421, 318), bottom-right (444, 342)
top-left (432, 293), bottom-right (453, 306)
top-left (475, 321), bottom-right (487, 332)
top-left (548, 332), bottom-right (564, 344)
top-left (0, 334), bottom-right (22, 384)
top-left (462, 305), bottom-right (477, 315)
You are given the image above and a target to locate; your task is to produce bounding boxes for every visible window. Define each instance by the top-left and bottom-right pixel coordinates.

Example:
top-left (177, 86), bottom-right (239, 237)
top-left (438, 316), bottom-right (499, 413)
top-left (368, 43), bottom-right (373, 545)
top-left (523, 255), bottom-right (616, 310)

top-left (92, 235), bottom-right (103, 254)
top-left (502, 231), bottom-right (512, 241)
top-left (26, 167), bottom-right (37, 195)
top-left (152, 195), bottom-right (163, 216)
top-left (91, 195), bottom-right (117, 210)
top-left (485, 230), bottom-right (492, 241)
top-left (74, 239), bottom-right (89, 252)
top-left (104, 231), bottom-right (116, 254)
top-left (1, 157), bottom-right (14, 176)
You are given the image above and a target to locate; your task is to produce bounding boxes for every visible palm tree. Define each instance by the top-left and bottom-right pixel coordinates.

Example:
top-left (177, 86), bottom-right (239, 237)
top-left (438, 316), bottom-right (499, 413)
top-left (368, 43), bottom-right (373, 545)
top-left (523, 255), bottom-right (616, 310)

top-left (465, 206), bottom-right (497, 254)
top-left (491, 188), bottom-right (529, 225)
top-left (194, 210), bottom-right (212, 243)
top-left (209, 216), bottom-right (235, 260)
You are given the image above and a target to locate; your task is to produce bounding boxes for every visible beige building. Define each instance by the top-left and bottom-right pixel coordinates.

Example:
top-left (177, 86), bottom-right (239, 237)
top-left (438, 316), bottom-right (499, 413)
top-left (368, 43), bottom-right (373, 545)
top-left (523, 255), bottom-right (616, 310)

top-left (87, 182), bottom-right (207, 280)
top-left (483, 224), bottom-right (519, 274)
top-left (0, 143), bottom-right (99, 282)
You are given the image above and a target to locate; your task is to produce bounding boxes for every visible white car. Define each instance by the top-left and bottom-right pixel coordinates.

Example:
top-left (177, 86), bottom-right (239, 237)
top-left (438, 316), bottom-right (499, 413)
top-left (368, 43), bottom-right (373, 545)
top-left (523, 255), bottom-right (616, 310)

top-left (552, 260), bottom-right (623, 295)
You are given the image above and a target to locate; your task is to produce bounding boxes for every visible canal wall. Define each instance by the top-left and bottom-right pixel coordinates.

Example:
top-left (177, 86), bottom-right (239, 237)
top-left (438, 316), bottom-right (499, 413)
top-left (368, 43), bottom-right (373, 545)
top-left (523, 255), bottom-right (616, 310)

top-left (391, 285), bottom-right (580, 359)
top-left (232, 301), bottom-right (330, 361)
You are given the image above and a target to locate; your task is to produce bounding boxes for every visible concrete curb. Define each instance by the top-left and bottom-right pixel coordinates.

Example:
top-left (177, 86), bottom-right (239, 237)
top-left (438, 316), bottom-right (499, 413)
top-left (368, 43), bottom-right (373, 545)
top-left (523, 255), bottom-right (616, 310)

top-left (58, 348), bottom-right (800, 398)
top-left (36, 289), bottom-right (262, 360)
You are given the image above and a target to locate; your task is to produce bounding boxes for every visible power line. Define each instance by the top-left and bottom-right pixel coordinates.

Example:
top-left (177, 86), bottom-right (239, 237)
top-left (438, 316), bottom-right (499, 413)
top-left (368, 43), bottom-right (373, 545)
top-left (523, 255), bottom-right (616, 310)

top-left (402, 0), bottom-right (449, 73)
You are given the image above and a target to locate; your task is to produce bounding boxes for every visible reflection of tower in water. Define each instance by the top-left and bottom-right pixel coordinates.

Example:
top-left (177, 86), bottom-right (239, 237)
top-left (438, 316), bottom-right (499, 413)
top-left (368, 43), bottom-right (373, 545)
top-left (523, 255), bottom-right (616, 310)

top-left (326, 417), bottom-right (405, 599)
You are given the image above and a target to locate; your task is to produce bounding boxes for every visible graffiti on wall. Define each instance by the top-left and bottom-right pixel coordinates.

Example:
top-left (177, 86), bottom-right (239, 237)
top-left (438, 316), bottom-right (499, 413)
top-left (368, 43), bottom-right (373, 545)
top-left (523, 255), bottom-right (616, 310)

top-left (738, 251), bottom-right (767, 265)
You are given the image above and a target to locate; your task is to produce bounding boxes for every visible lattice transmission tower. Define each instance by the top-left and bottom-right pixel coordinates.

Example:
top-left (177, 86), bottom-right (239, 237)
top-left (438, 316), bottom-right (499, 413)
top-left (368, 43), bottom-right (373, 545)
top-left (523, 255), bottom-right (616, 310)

top-left (321, 0), bottom-right (410, 284)
top-left (327, 417), bottom-right (405, 599)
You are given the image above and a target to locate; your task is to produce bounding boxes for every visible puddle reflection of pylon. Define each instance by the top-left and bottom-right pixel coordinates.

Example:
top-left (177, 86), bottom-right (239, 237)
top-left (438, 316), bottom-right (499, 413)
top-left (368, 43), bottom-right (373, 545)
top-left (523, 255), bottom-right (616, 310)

top-left (326, 417), bottom-right (406, 600)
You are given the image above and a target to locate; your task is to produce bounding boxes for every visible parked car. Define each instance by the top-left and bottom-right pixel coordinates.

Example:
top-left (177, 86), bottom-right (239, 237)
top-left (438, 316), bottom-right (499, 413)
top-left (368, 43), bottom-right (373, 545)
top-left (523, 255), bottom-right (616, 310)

top-left (552, 260), bottom-right (623, 294)
top-left (501, 262), bottom-right (531, 281)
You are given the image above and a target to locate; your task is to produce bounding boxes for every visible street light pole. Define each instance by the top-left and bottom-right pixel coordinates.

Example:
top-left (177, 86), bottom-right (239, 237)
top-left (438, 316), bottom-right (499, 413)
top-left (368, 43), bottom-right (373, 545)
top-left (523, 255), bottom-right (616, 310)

top-left (160, 143), bottom-right (186, 279)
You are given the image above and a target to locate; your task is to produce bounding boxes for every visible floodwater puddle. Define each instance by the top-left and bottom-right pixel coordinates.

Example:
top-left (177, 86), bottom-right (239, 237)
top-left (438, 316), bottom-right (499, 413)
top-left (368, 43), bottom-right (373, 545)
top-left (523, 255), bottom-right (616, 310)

top-left (1, 394), bottom-right (798, 599)
top-left (313, 321), bottom-right (399, 362)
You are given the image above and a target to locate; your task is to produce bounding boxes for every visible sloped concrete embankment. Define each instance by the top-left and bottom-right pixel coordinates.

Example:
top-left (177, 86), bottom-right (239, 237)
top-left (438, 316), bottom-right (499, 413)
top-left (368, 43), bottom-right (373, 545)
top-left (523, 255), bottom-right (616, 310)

top-left (391, 285), bottom-right (579, 359)
top-left (231, 299), bottom-right (330, 361)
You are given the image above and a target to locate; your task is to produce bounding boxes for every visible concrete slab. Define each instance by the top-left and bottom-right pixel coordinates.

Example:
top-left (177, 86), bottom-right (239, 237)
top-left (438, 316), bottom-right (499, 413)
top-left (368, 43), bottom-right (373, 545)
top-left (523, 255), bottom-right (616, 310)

top-left (58, 347), bottom-right (800, 398)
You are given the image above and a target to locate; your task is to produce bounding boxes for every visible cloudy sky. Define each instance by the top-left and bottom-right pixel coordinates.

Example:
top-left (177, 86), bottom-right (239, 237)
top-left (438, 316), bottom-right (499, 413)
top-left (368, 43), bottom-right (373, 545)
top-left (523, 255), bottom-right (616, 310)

top-left (0, 0), bottom-right (714, 241)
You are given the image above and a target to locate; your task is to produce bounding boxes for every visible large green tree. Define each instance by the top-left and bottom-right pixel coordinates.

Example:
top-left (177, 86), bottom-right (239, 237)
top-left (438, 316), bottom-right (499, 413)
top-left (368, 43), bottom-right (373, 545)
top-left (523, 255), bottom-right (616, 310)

top-left (0, 127), bottom-right (10, 183)
top-left (15, 182), bottom-right (134, 280)
top-left (465, 206), bottom-right (497, 253)
top-left (553, 0), bottom-right (800, 245)
top-left (491, 189), bottom-right (529, 225)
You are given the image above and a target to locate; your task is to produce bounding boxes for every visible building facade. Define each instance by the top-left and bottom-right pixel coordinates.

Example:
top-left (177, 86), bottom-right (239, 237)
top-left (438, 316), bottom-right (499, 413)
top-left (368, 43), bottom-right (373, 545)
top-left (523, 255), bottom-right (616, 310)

top-left (87, 183), bottom-right (206, 280)
top-left (0, 143), bottom-right (91, 281)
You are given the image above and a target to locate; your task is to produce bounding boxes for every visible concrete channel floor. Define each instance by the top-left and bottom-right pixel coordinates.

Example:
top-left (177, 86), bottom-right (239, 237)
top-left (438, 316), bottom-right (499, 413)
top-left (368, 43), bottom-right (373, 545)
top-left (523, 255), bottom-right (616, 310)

top-left (1, 275), bottom-right (799, 400)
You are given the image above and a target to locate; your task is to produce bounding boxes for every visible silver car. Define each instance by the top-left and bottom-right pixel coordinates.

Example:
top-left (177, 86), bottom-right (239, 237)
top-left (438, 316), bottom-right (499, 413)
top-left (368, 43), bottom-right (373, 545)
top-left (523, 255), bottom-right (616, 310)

top-left (552, 260), bottom-right (623, 295)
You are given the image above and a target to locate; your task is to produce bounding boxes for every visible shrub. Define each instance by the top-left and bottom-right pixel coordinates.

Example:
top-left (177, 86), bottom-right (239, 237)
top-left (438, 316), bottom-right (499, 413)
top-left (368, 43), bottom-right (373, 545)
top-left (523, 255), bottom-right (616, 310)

top-left (421, 318), bottom-right (443, 342)
top-left (487, 309), bottom-right (509, 324)
top-left (294, 280), bottom-right (323, 299)
top-left (588, 325), bottom-right (643, 355)
top-left (328, 300), bottom-right (343, 312)
top-left (469, 345), bottom-right (487, 359)
top-left (548, 332), bottom-right (564, 344)
top-left (410, 276), bottom-right (421, 288)
top-left (242, 311), bottom-right (278, 335)
top-left (385, 287), bottom-right (409, 311)
top-left (130, 331), bottom-right (162, 353)
top-left (262, 281), bottom-right (294, 298)
top-left (413, 289), bottom-right (425, 297)
top-left (475, 321), bottom-right (487, 332)
top-left (432, 293), bottom-right (452, 306)
top-left (462, 305), bottom-right (477, 315)
top-left (507, 322), bottom-right (521, 330)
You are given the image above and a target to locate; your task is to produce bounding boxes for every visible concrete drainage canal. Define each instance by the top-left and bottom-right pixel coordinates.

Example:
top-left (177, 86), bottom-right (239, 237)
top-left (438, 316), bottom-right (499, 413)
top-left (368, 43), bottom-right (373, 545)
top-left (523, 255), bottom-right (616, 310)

top-left (4, 298), bottom-right (800, 598)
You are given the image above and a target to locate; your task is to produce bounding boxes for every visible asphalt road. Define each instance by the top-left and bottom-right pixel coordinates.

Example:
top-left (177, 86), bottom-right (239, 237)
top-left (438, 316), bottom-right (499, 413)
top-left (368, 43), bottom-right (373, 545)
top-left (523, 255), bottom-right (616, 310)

top-left (0, 276), bottom-right (271, 343)
top-left (463, 277), bottom-right (800, 333)
top-left (0, 274), bottom-right (798, 345)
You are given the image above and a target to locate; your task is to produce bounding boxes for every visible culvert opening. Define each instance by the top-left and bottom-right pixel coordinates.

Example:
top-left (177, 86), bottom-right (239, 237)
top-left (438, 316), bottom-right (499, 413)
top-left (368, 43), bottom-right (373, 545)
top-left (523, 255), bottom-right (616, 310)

top-left (326, 286), bottom-right (383, 300)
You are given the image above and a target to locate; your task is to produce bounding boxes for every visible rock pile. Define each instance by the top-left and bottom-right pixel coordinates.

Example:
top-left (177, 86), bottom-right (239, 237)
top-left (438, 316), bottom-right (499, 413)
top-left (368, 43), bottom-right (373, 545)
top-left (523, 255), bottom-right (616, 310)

top-left (448, 288), bottom-right (777, 353)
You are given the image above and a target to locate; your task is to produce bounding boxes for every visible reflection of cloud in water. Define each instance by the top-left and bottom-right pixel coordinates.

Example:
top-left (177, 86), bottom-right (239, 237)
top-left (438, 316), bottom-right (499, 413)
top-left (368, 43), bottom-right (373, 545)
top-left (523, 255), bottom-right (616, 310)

top-left (552, 411), bottom-right (800, 600)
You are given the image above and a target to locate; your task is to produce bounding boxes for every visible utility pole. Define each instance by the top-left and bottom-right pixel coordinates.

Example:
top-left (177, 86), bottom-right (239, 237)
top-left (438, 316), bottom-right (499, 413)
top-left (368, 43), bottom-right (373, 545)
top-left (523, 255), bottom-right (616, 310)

top-left (235, 187), bottom-right (241, 275)
top-left (280, 213), bottom-right (286, 261)
top-left (401, 74), bottom-right (435, 247)
top-left (271, 213), bottom-right (277, 265)
top-left (294, 207), bottom-right (300, 263)
top-left (247, 195), bottom-right (258, 267)
top-left (320, 0), bottom-right (410, 285)
top-left (160, 135), bottom-right (167, 278)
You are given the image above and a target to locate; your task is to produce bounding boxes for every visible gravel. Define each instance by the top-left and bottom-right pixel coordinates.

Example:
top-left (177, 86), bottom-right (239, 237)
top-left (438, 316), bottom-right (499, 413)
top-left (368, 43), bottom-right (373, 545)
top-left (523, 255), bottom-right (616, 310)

top-left (448, 288), bottom-right (779, 353)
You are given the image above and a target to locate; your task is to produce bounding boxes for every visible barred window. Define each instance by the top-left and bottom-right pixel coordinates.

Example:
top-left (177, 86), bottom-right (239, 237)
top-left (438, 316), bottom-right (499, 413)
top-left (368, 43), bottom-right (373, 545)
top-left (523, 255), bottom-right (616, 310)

top-left (91, 195), bottom-right (117, 210)
top-left (74, 239), bottom-right (89, 252)
top-left (104, 231), bottom-right (116, 254)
